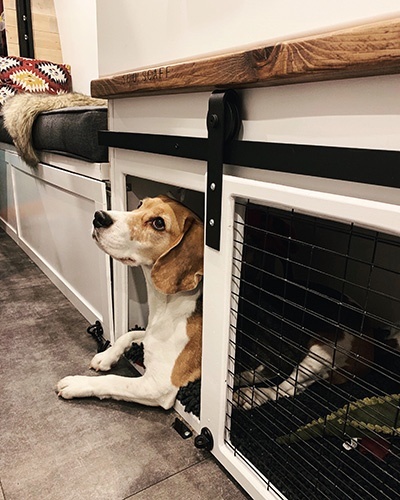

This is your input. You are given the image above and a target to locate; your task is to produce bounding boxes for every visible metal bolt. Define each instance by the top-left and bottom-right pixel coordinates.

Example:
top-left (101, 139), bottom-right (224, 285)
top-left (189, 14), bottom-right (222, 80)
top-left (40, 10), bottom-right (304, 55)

top-left (210, 182), bottom-right (216, 191)
top-left (209, 114), bottom-right (219, 128)
top-left (24, 34), bottom-right (28, 40)
top-left (209, 219), bottom-right (215, 227)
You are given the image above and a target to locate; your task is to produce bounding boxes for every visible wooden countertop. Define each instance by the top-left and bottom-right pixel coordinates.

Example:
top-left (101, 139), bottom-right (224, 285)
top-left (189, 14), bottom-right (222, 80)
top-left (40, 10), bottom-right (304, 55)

top-left (91, 18), bottom-right (400, 99)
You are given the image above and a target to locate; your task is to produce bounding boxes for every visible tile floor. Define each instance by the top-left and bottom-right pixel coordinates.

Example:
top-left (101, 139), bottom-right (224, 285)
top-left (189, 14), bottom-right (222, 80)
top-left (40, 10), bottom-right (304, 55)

top-left (0, 229), bottom-right (249, 500)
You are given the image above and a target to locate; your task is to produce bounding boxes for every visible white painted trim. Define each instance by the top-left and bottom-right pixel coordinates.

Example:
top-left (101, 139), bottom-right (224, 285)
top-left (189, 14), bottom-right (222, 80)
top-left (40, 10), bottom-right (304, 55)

top-left (7, 151), bottom-right (107, 204)
top-left (0, 218), bottom-right (18, 241)
top-left (173, 401), bottom-right (201, 435)
top-left (38, 152), bottom-right (110, 181)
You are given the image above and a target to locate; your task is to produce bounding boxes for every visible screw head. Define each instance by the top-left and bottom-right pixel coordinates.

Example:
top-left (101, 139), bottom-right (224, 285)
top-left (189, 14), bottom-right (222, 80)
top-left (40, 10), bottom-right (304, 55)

top-left (210, 182), bottom-right (216, 191)
top-left (209, 114), bottom-right (219, 128)
top-left (209, 219), bottom-right (215, 227)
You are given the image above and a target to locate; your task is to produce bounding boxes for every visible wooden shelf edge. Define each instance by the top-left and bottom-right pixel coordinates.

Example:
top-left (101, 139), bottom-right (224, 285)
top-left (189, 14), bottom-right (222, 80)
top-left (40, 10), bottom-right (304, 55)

top-left (91, 17), bottom-right (400, 99)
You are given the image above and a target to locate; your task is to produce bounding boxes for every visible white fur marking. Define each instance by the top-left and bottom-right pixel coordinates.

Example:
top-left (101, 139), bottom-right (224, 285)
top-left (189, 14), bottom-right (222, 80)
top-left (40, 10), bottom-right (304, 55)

top-left (235, 333), bottom-right (355, 410)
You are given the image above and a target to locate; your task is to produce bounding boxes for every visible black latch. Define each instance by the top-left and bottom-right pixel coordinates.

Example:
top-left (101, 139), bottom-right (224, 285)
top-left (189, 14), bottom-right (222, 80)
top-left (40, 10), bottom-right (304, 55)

top-left (206, 90), bottom-right (241, 250)
top-left (87, 321), bottom-right (110, 352)
top-left (194, 427), bottom-right (214, 451)
top-left (172, 417), bottom-right (193, 439)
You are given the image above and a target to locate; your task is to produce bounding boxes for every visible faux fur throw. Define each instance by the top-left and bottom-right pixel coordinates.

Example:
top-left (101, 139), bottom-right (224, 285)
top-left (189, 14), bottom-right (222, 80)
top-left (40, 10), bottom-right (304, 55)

top-left (3, 92), bottom-right (107, 167)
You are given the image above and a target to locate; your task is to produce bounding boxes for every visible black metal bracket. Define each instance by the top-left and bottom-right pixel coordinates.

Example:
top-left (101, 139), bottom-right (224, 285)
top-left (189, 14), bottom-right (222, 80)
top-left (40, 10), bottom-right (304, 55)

top-left (87, 321), bottom-right (110, 353)
top-left (205, 90), bottom-right (241, 250)
top-left (99, 129), bottom-right (400, 190)
top-left (172, 417), bottom-right (193, 439)
top-left (194, 427), bottom-right (214, 451)
top-left (16, 0), bottom-right (34, 58)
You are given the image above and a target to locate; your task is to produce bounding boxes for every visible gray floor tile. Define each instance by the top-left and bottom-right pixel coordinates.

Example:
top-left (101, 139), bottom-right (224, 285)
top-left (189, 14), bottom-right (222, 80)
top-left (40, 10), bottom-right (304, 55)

top-left (0, 315), bottom-right (207, 500)
top-left (0, 229), bottom-right (248, 500)
top-left (129, 458), bottom-right (250, 500)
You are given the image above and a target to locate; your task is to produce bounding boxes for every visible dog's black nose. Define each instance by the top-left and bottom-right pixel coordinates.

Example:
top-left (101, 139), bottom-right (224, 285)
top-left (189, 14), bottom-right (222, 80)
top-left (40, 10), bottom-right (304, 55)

top-left (93, 211), bottom-right (114, 228)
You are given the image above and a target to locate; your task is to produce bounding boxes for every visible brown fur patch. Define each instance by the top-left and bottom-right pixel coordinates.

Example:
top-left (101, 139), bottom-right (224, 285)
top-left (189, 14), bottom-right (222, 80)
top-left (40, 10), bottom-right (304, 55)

top-left (147, 197), bottom-right (203, 294)
top-left (126, 197), bottom-right (182, 261)
top-left (171, 297), bottom-right (202, 388)
top-left (125, 196), bottom-right (203, 284)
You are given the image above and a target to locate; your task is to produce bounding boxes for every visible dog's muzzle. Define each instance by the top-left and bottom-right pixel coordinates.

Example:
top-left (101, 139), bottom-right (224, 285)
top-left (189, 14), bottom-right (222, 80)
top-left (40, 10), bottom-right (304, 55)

top-left (93, 210), bottom-right (114, 229)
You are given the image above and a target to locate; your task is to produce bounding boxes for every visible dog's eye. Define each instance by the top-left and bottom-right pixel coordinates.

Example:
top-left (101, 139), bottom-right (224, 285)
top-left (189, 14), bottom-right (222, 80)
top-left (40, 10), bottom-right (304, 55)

top-left (137, 201), bottom-right (143, 209)
top-left (152, 217), bottom-right (165, 231)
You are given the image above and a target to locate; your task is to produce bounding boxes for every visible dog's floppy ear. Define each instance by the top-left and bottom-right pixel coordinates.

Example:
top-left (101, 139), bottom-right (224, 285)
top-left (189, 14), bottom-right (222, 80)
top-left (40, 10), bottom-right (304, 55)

top-left (151, 217), bottom-right (203, 294)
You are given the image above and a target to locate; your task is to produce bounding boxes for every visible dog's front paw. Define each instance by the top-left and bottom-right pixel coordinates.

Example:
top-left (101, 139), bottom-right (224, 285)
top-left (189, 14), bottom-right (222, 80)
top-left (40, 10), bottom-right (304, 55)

top-left (57, 375), bottom-right (95, 399)
top-left (234, 386), bottom-right (284, 410)
top-left (233, 387), bottom-right (254, 410)
top-left (233, 387), bottom-right (270, 410)
top-left (90, 350), bottom-right (113, 371)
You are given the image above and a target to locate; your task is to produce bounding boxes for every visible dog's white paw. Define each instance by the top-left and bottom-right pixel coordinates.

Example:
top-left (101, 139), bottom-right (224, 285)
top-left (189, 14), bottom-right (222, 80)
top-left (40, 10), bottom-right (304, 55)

top-left (57, 375), bottom-right (95, 399)
top-left (233, 387), bottom-right (254, 410)
top-left (234, 385), bottom-right (290, 410)
top-left (234, 365), bottom-right (266, 387)
top-left (89, 350), bottom-right (117, 371)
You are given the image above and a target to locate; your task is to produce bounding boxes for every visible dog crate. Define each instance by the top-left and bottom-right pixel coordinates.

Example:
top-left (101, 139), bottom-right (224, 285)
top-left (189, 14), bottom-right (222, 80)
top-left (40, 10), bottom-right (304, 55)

top-left (201, 175), bottom-right (400, 499)
top-left (102, 138), bottom-right (400, 499)
top-left (101, 113), bottom-right (400, 499)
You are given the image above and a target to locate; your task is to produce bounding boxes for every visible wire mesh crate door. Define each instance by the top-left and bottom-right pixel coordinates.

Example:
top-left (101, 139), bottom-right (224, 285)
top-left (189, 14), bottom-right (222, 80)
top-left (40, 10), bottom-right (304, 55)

top-left (227, 199), bottom-right (400, 500)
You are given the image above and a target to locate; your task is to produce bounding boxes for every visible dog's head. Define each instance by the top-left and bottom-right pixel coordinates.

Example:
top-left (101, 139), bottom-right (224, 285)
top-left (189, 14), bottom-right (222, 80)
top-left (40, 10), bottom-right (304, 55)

top-left (92, 195), bottom-right (203, 294)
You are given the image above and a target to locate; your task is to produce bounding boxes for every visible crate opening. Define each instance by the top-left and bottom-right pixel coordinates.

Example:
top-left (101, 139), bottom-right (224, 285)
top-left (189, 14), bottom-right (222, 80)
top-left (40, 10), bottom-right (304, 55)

top-left (124, 175), bottom-right (204, 417)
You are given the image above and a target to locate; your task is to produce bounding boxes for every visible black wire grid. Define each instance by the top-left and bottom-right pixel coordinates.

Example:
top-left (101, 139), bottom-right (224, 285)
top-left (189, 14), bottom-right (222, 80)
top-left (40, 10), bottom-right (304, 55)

top-left (227, 200), bottom-right (400, 500)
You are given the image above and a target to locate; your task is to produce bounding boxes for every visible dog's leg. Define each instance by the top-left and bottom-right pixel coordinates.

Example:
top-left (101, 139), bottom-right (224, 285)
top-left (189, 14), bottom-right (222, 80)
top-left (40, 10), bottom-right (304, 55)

top-left (387, 324), bottom-right (400, 349)
top-left (234, 364), bottom-right (267, 387)
top-left (90, 330), bottom-right (146, 372)
top-left (57, 372), bottom-right (177, 410)
top-left (235, 343), bottom-right (334, 409)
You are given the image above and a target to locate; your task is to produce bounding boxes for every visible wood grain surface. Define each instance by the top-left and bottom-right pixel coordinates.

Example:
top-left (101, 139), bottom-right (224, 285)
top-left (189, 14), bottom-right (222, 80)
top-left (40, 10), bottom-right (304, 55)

top-left (91, 18), bottom-right (400, 99)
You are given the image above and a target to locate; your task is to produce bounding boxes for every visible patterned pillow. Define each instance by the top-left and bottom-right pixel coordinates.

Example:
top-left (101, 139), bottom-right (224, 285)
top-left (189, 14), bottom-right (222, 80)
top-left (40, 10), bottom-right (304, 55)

top-left (0, 56), bottom-right (72, 106)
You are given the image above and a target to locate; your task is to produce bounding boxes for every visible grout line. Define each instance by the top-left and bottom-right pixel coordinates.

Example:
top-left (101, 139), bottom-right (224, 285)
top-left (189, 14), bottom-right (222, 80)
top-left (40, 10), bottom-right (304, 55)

top-left (122, 456), bottom-right (211, 499)
top-left (0, 478), bottom-right (6, 500)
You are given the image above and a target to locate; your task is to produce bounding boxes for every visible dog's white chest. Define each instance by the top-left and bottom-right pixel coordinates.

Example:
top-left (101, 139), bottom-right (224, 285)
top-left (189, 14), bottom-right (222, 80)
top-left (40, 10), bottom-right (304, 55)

top-left (141, 269), bottom-right (200, 375)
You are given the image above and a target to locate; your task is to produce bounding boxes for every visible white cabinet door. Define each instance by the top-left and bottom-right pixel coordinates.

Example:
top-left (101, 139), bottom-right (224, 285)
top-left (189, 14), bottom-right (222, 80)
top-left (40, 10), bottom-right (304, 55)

top-left (7, 151), bottom-right (114, 340)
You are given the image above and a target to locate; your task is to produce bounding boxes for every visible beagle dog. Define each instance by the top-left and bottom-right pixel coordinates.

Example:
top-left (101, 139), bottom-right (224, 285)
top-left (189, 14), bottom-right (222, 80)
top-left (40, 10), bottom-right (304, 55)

top-left (57, 195), bottom-right (203, 410)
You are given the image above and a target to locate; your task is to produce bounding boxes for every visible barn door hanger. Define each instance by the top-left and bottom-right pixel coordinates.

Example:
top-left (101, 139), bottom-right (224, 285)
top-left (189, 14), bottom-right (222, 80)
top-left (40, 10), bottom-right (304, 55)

top-left (206, 89), bottom-right (241, 251)
top-left (16, 0), bottom-right (34, 58)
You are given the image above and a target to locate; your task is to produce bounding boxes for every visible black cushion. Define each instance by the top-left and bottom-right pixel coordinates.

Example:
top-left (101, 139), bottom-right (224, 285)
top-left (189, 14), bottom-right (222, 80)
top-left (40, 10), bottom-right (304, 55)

top-left (32, 106), bottom-right (108, 163)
